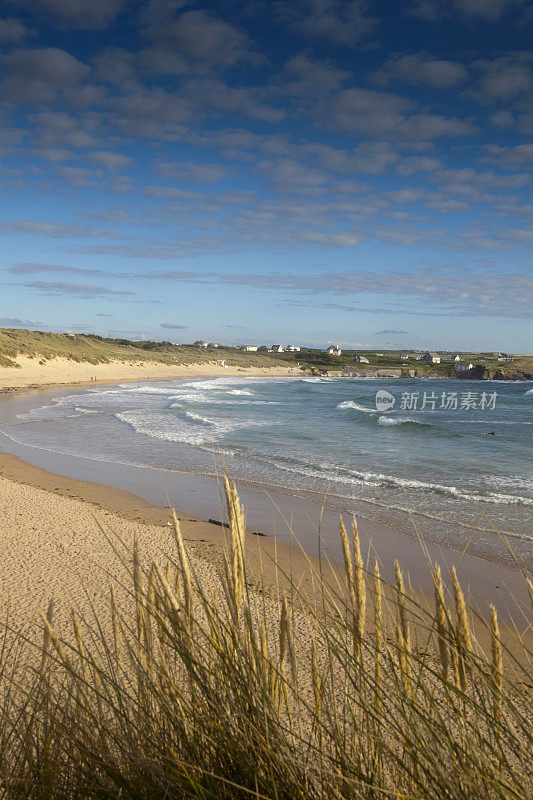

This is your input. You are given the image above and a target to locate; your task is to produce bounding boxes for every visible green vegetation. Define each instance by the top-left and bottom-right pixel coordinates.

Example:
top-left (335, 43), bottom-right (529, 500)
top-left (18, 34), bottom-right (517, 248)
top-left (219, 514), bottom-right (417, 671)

top-left (0, 328), bottom-right (295, 370)
top-left (0, 328), bottom-right (530, 378)
top-left (0, 481), bottom-right (531, 799)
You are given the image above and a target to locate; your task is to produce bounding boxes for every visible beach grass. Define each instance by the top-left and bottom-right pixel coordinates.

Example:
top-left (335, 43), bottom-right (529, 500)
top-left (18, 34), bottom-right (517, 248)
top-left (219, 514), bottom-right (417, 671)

top-left (0, 480), bottom-right (531, 799)
top-left (0, 328), bottom-right (295, 370)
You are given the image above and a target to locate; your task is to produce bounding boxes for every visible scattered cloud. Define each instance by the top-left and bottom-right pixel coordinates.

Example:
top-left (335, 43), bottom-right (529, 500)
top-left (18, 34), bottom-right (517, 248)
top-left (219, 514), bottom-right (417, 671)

top-left (395, 156), bottom-right (442, 175)
top-left (0, 220), bottom-right (128, 239)
top-left (0, 316), bottom-right (44, 327)
top-left (282, 71), bottom-right (478, 139)
top-left (483, 143), bottom-right (533, 168)
top-left (9, 262), bottom-right (107, 277)
top-left (258, 158), bottom-right (329, 195)
top-left (160, 322), bottom-right (188, 329)
top-left (455, 0), bottom-right (526, 20)
top-left (86, 150), bottom-right (133, 170)
top-left (375, 52), bottom-right (468, 88)
top-left (276, 0), bottom-right (378, 45)
top-left (2, 48), bottom-right (90, 103)
top-left (0, 17), bottom-right (32, 41)
top-left (408, 0), bottom-right (526, 21)
top-left (141, 7), bottom-right (259, 68)
top-left (21, 0), bottom-right (125, 30)
top-left (375, 329), bottom-right (410, 335)
top-left (143, 267), bottom-right (532, 318)
top-left (469, 55), bottom-right (533, 106)
top-left (18, 281), bottom-right (135, 298)
top-left (0, 0), bottom-right (530, 345)
top-left (157, 161), bottom-right (227, 183)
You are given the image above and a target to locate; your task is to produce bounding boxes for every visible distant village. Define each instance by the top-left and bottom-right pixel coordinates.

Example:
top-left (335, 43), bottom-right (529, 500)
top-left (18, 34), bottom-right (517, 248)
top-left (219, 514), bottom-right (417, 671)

top-left (190, 340), bottom-right (516, 374)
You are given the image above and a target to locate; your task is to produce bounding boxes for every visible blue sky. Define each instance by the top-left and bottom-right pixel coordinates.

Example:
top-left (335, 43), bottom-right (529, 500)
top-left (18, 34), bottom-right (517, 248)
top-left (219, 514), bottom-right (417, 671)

top-left (1, 0), bottom-right (532, 351)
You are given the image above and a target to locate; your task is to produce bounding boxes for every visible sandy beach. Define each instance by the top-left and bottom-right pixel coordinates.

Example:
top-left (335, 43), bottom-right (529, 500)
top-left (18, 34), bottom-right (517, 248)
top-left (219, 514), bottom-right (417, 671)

top-left (0, 365), bottom-right (530, 632)
top-left (0, 469), bottom-right (315, 633)
top-left (0, 354), bottom-right (299, 391)
top-left (0, 363), bottom-right (331, 639)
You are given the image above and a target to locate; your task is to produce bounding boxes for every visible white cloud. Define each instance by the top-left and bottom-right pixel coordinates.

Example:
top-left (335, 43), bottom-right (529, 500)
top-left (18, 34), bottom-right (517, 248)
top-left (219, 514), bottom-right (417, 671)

top-left (86, 150), bottom-right (133, 170)
top-left (455, 0), bottom-right (526, 19)
top-left (408, 0), bottom-right (526, 21)
top-left (395, 156), bottom-right (442, 175)
top-left (258, 158), bottom-right (329, 194)
top-left (470, 55), bottom-right (533, 106)
top-left (2, 48), bottom-right (89, 103)
top-left (0, 17), bottom-right (32, 41)
top-left (17, 280), bottom-right (134, 297)
top-left (142, 8), bottom-right (259, 68)
top-left (9, 262), bottom-right (106, 277)
top-left (157, 161), bottom-right (228, 183)
top-left (483, 143), bottom-right (533, 167)
top-left (23, 0), bottom-right (125, 30)
top-left (276, 0), bottom-right (378, 45)
top-left (145, 267), bottom-right (533, 318)
top-left (375, 52), bottom-right (468, 88)
top-left (0, 316), bottom-right (44, 327)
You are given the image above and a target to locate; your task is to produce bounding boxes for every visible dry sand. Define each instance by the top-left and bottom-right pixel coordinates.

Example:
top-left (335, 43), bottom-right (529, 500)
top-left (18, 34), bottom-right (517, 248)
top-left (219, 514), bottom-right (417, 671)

top-left (0, 355), bottom-right (299, 391)
top-left (0, 359), bottom-right (320, 645)
top-left (1, 466), bottom-right (529, 670)
top-left (0, 364), bottom-right (529, 652)
top-left (0, 466), bottom-right (332, 637)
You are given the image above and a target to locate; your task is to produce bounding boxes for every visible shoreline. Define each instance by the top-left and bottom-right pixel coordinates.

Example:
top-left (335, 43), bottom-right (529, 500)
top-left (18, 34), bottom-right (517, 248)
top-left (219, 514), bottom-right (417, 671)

top-left (0, 356), bottom-right (300, 392)
top-left (0, 375), bottom-right (530, 624)
top-left (0, 444), bottom-right (529, 620)
top-left (1, 377), bottom-right (530, 569)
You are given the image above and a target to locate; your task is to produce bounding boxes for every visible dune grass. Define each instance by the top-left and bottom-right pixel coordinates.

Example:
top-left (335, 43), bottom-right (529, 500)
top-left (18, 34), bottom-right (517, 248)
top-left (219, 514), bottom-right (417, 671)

top-left (0, 328), bottom-right (295, 370)
top-left (0, 480), bottom-right (531, 799)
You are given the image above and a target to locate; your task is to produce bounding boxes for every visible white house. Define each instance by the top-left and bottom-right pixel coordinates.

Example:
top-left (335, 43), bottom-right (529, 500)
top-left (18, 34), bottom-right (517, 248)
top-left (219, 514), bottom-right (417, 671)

top-left (456, 363), bottom-right (474, 372)
top-left (420, 352), bottom-right (441, 364)
top-left (325, 345), bottom-right (342, 356)
top-left (498, 354), bottom-right (514, 362)
top-left (286, 345), bottom-right (301, 352)
top-left (208, 342), bottom-right (221, 348)
top-left (353, 355), bottom-right (369, 364)
top-left (453, 355), bottom-right (462, 362)
top-left (193, 340), bottom-right (208, 347)
top-left (243, 345), bottom-right (258, 352)
top-left (271, 345), bottom-right (284, 353)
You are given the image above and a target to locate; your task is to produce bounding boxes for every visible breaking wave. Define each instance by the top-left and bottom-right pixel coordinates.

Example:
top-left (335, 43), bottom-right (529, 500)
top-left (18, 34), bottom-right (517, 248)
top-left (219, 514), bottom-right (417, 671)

top-left (378, 416), bottom-right (429, 427)
top-left (336, 400), bottom-right (375, 413)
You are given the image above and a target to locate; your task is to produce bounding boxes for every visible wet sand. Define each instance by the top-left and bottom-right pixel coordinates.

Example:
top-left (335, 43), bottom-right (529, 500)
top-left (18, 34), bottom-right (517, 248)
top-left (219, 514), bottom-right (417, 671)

top-left (0, 377), bottom-right (530, 633)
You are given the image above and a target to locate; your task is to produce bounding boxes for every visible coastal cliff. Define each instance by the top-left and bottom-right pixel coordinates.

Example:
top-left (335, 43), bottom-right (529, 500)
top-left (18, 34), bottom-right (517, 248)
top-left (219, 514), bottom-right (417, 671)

top-left (320, 365), bottom-right (533, 380)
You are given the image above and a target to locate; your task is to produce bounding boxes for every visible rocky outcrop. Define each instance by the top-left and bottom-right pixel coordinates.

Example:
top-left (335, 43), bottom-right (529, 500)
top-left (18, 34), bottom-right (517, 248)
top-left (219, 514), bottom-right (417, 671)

top-left (456, 365), bottom-right (533, 381)
top-left (488, 369), bottom-right (533, 381)
top-left (329, 368), bottom-right (403, 378)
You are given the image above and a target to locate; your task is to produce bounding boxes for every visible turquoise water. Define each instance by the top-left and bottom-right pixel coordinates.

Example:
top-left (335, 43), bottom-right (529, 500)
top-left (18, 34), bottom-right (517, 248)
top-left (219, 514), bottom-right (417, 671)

top-left (3, 376), bottom-right (532, 560)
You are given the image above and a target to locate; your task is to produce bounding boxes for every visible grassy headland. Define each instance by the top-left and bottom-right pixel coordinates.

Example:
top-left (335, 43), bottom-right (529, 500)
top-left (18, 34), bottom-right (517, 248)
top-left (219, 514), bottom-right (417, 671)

top-left (298, 348), bottom-right (533, 379)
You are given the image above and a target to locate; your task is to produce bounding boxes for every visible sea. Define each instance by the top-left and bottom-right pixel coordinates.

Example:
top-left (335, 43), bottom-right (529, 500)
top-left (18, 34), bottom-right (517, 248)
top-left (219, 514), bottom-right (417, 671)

top-left (1, 376), bottom-right (532, 565)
